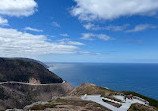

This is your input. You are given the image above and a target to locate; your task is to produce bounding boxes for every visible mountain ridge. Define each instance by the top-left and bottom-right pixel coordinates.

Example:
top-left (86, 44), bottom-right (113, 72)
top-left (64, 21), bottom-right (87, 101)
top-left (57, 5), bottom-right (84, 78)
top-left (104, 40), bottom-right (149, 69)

top-left (0, 57), bottom-right (63, 84)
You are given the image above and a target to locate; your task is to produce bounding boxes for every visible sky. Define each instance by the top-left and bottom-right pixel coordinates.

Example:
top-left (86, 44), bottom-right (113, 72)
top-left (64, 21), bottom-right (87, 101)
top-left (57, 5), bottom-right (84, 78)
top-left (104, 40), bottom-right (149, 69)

top-left (0, 0), bottom-right (158, 63)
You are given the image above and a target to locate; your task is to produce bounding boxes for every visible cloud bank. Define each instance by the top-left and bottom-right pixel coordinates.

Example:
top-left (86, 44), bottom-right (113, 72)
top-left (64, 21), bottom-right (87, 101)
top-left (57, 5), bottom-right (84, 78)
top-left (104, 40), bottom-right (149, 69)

top-left (57, 38), bottom-right (85, 46)
top-left (83, 23), bottom-right (129, 31)
top-left (71, 0), bottom-right (158, 21)
top-left (0, 0), bottom-right (37, 17)
top-left (81, 33), bottom-right (113, 41)
top-left (126, 24), bottom-right (156, 32)
top-left (0, 27), bottom-right (82, 57)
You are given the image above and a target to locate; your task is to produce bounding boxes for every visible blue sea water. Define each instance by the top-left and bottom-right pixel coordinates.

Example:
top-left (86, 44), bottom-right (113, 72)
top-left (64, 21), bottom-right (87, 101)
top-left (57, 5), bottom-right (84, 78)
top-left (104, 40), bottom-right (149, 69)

top-left (48, 63), bottom-right (158, 100)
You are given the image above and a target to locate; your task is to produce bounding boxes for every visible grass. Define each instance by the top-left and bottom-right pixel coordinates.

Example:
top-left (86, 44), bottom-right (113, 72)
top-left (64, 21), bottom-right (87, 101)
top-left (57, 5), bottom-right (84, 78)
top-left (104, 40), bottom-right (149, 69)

top-left (76, 84), bottom-right (116, 96)
top-left (122, 91), bottom-right (158, 109)
top-left (89, 85), bottom-right (122, 102)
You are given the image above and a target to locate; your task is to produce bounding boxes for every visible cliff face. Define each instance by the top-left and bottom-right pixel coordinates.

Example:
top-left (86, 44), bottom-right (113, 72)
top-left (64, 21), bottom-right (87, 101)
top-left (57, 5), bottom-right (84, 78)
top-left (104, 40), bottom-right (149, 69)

top-left (0, 58), bottom-right (74, 110)
top-left (0, 58), bottom-right (63, 83)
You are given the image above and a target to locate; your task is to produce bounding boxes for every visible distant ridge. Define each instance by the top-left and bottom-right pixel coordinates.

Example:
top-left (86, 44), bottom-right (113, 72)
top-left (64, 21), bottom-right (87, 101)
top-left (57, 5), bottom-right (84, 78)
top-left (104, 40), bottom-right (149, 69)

top-left (0, 57), bottom-right (63, 83)
top-left (3, 57), bottom-right (49, 68)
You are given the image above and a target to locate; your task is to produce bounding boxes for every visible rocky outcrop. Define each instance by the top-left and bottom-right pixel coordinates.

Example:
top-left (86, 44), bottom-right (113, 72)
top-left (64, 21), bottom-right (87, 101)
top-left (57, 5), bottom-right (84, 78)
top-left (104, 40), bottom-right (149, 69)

top-left (29, 78), bottom-right (41, 84)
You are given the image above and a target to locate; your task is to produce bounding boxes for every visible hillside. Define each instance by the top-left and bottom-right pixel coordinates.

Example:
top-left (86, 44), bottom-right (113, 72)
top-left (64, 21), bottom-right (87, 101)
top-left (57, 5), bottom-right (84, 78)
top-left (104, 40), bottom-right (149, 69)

top-left (0, 58), bottom-right (74, 110)
top-left (3, 83), bottom-right (158, 111)
top-left (0, 82), bottom-right (74, 110)
top-left (23, 83), bottom-right (158, 111)
top-left (0, 58), bottom-right (157, 111)
top-left (68, 83), bottom-right (115, 97)
top-left (68, 83), bottom-right (158, 111)
top-left (0, 58), bottom-right (63, 84)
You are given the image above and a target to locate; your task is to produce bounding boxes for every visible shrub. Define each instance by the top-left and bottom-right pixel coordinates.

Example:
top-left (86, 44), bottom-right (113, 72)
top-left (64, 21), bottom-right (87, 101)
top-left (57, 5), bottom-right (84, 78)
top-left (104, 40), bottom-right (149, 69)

top-left (29, 103), bottom-right (56, 110)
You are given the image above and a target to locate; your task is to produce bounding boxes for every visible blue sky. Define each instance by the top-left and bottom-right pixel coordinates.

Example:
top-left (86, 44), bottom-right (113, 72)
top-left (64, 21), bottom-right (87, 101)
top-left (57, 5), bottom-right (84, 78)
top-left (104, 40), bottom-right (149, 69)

top-left (0, 0), bottom-right (158, 63)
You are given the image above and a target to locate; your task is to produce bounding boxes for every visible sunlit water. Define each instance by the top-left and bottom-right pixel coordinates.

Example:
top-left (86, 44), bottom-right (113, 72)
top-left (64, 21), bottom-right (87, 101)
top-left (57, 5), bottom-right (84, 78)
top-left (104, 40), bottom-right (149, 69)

top-left (48, 63), bottom-right (158, 100)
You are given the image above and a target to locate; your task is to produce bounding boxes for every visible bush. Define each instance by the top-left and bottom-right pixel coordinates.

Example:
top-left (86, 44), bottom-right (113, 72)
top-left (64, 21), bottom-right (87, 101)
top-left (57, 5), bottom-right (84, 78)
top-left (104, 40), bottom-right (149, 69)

top-left (29, 103), bottom-right (56, 110)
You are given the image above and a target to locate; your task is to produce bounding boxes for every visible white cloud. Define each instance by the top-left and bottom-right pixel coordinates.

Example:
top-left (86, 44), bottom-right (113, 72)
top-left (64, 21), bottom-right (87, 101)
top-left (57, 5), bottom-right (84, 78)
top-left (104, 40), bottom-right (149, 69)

top-left (0, 27), bottom-right (82, 57)
top-left (78, 51), bottom-right (101, 55)
top-left (71, 0), bottom-right (158, 21)
top-left (0, 0), bottom-right (37, 17)
top-left (25, 27), bottom-right (43, 32)
top-left (81, 33), bottom-right (112, 41)
top-left (0, 17), bottom-right (8, 26)
top-left (81, 33), bottom-right (95, 40)
top-left (57, 38), bottom-right (85, 46)
top-left (52, 21), bottom-right (60, 28)
top-left (49, 35), bottom-right (56, 38)
top-left (83, 23), bottom-right (129, 31)
top-left (83, 23), bottom-right (156, 32)
top-left (106, 24), bottom-right (129, 31)
top-left (67, 41), bottom-right (85, 46)
top-left (126, 24), bottom-right (156, 32)
top-left (60, 33), bottom-right (69, 37)
top-left (83, 23), bottom-right (96, 30)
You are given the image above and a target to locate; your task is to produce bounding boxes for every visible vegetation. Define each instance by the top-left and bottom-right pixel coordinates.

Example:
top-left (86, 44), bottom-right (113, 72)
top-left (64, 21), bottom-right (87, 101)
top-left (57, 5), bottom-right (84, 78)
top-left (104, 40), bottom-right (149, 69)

top-left (69, 83), bottom-right (115, 96)
top-left (29, 104), bottom-right (56, 110)
top-left (128, 103), bottom-right (157, 111)
top-left (0, 81), bottom-right (73, 110)
top-left (0, 58), bottom-right (63, 84)
top-left (0, 57), bottom-right (74, 110)
top-left (69, 83), bottom-right (158, 110)
top-left (0, 87), bottom-right (9, 100)
top-left (122, 91), bottom-right (158, 109)
top-left (29, 97), bottom-right (111, 111)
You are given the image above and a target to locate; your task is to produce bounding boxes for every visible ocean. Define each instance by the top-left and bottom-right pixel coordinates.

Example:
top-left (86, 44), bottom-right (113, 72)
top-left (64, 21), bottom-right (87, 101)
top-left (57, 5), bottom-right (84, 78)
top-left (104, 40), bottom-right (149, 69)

top-left (48, 63), bottom-right (158, 100)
